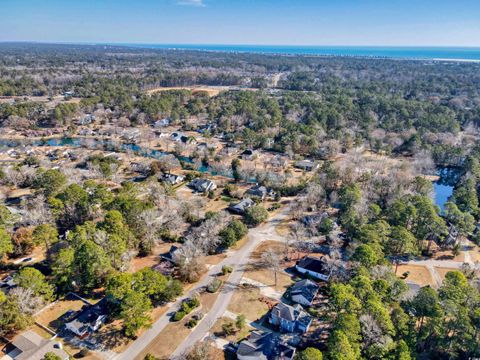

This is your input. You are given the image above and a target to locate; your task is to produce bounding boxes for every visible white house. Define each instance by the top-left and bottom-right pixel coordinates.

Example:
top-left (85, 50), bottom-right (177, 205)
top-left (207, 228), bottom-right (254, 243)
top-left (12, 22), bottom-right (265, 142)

top-left (295, 256), bottom-right (331, 281)
top-left (290, 279), bottom-right (320, 306)
top-left (65, 299), bottom-right (108, 338)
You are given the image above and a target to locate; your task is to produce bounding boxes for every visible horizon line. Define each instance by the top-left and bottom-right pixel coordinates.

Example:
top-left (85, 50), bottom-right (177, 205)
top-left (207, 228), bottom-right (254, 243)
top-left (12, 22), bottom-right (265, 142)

top-left (1, 41), bottom-right (480, 49)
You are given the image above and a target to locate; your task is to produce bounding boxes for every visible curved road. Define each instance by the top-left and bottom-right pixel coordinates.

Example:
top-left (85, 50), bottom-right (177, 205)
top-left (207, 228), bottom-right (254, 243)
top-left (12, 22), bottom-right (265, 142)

top-left (114, 202), bottom-right (291, 360)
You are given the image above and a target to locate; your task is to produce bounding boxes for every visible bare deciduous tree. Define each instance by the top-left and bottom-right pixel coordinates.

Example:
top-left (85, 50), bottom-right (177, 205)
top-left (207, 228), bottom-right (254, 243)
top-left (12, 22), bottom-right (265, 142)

top-left (261, 249), bottom-right (281, 289)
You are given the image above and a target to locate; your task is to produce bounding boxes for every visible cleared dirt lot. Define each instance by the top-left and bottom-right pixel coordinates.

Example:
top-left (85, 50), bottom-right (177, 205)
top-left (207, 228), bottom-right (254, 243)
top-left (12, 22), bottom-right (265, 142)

top-left (129, 242), bottom-right (175, 272)
top-left (227, 286), bottom-right (270, 322)
top-left (245, 241), bottom-right (295, 291)
top-left (395, 264), bottom-right (435, 287)
top-left (211, 317), bottom-right (252, 342)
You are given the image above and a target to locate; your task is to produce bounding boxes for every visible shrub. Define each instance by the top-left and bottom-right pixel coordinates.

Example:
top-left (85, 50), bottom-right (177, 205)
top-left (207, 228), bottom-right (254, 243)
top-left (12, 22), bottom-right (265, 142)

top-left (181, 302), bottom-right (192, 314)
top-left (173, 311), bottom-right (186, 321)
top-left (318, 217), bottom-right (333, 235)
top-left (222, 321), bottom-right (236, 336)
top-left (207, 278), bottom-right (222, 293)
top-left (219, 219), bottom-right (247, 248)
top-left (186, 319), bottom-right (198, 328)
top-left (222, 265), bottom-right (233, 275)
top-left (243, 206), bottom-right (268, 226)
top-left (188, 296), bottom-right (200, 308)
top-left (268, 203), bottom-right (281, 211)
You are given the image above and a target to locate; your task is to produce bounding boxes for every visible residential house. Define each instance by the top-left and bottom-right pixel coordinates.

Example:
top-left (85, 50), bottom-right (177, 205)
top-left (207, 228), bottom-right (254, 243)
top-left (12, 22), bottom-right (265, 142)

top-left (444, 223), bottom-right (459, 246)
top-left (294, 160), bottom-right (319, 172)
top-left (155, 131), bottom-right (170, 138)
top-left (290, 279), bottom-right (319, 307)
top-left (228, 197), bottom-right (255, 214)
top-left (171, 132), bottom-right (184, 142)
top-left (0, 274), bottom-right (16, 294)
top-left (65, 299), bottom-right (108, 338)
top-left (161, 245), bottom-right (182, 264)
top-left (77, 114), bottom-right (95, 125)
top-left (236, 331), bottom-right (296, 360)
top-left (296, 256), bottom-right (331, 281)
top-left (197, 123), bottom-right (217, 134)
top-left (246, 184), bottom-right (275, 200)
top-left (154, 118), bottom-right (170, 128)
top-left (188, 178), bottom-right (217, 193)
top-left (160, 173), bottom-right (184, 185)
top-left (269, 302), bottom-right (312, 333)
top-left (78, 128), bottom-right (95, 136)
top-left (301, 212), bottom-right (328, 227)
top-left (3, 330), bottom-right (69, 360)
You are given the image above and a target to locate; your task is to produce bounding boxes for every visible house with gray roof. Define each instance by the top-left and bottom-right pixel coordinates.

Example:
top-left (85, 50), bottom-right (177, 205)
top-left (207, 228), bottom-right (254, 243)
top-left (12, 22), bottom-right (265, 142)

top-left (236, 330), bottom-right (295, 360)
top-left (65, 299), bottom-right (108, 338)
top-left (294, 160), bottom-right (319, 172)
top-left (228, 197), bottom-right (255, 214)
top-left (3, 330), bottom-right (69, 360)
top-left (160, 173), bottom-right (184, 186)
top-left (290, 279), bottom-right (319, 306)
top-left (246, 185), bottom-right (276, 200)
top-left (188, 178), bottom-right (217, 193)
top-left (269, 303), bottom-right (312, 333)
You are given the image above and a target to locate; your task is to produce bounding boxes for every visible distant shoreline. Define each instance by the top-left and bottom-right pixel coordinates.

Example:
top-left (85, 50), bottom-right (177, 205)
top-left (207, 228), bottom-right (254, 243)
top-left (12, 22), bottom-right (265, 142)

top-left (2, 42), bottom-right (480, 62)
top-left (118, 43), bottom-right (480, 62)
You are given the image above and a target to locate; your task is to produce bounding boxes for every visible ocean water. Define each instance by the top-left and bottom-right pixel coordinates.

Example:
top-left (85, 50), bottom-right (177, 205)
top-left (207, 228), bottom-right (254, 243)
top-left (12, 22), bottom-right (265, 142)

top-left (120, 44), bottom-right (480, 61)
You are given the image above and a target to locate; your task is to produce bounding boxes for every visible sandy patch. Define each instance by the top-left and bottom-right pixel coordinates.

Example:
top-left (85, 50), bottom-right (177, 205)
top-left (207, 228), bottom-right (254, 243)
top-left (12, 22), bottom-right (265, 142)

top-left (395, 264), bottom-right (435, 287)
top-left (227, 286), bottom-right (271, 322)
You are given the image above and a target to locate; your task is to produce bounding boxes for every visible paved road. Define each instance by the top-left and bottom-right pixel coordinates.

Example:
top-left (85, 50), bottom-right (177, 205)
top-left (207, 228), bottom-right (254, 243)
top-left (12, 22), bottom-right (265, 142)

top-left (114, 202), bottom-right (291, 360)
top-left (403, 238), bottom-right (479, 288)
top-left (170, 204), bottom-right (292, 359)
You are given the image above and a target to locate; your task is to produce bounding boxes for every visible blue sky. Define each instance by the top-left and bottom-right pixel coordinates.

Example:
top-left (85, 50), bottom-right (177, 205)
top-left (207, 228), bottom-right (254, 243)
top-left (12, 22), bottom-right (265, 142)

top-left (1, 0), bottom-right (479, 46)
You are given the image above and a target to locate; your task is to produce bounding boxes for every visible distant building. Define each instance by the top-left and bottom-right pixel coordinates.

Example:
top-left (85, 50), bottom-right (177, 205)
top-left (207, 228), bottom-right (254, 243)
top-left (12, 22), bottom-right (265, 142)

top-left (296, 256), bottom-right (331, 281)
top-left (301, 212), bottom-right (328, 227)
top-left (444, 223), bottom-right (459, 246)
top-left (160, 173), bottom-right (184, 186)
top-left (269, 303), bottom-right (312, 333)
top-left (154, 118), bottom-right (170, 128)
top-left (161, 245), bottom-right (182, 265)
top-left (188, 178), bottom-right (217, 193)
top-left (171, 132), bottom-right (184, 142)
top-left (4, 330), bottom-right (69, 360)
top-left (246, 184), bottom-right (276, 200)
top-left (0, 274), bottom-right (16, 294)
top-left (65, 299), bottom-right (108, 338)
top-left (77, 114), bottom-right (95, 125)
top-left (229, 197), bottom-right (255, 214)
top-left (197, 123), bottom-right (217, 134)
top-left (236, 331), bottom-right (295, 360)
top-left (290, 279), bottom-right (319, 307)
top-left (294, 160), bottom-right (319, 172)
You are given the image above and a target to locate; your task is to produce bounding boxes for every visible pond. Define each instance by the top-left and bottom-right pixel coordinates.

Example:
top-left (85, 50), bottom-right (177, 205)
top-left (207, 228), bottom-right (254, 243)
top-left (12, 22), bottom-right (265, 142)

top-left (0, 136), bottom-right (232, 179)
top-left (432, 167), bottom-right (461, 212)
